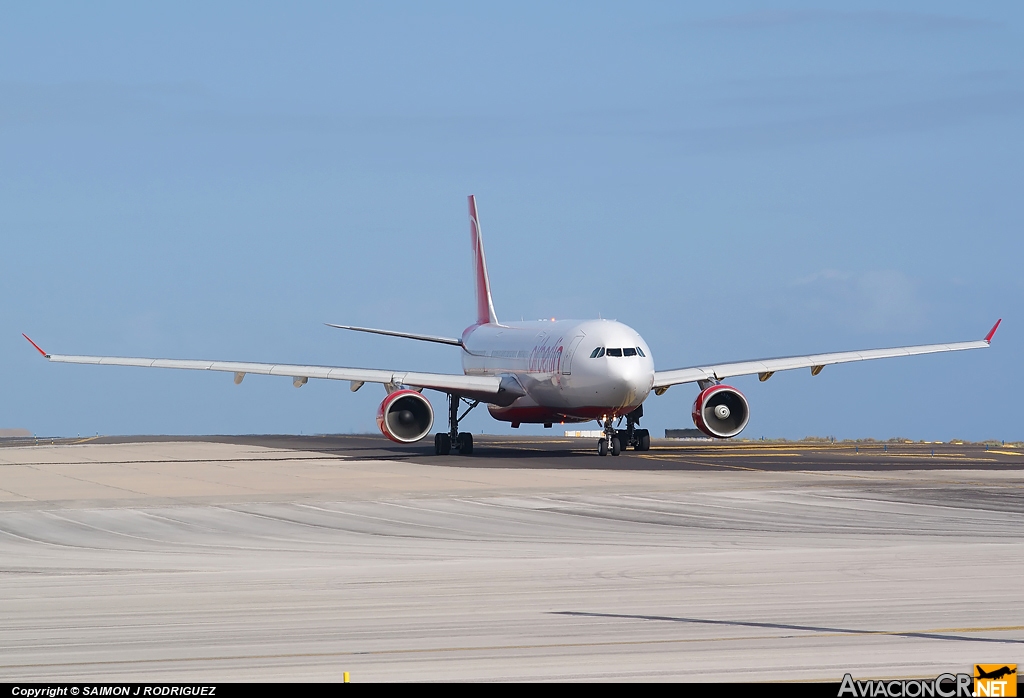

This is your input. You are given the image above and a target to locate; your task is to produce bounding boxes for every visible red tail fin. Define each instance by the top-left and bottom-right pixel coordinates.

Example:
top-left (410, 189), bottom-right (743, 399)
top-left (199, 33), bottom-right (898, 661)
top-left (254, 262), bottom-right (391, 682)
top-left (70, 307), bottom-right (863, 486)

top-left (468, 195), bottom-right (498, 326)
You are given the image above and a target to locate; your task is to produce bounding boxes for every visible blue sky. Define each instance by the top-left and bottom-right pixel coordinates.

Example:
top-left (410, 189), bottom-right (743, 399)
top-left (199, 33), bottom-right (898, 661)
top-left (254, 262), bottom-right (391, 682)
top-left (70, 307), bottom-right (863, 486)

top-left (2, 1), bottom-right (1021, 440)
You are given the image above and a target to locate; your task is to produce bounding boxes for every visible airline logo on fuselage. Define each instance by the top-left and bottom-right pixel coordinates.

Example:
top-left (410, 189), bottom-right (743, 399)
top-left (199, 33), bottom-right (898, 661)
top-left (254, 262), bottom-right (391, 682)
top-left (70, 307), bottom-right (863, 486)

top-left (529, 336), bottom-right (564, 374)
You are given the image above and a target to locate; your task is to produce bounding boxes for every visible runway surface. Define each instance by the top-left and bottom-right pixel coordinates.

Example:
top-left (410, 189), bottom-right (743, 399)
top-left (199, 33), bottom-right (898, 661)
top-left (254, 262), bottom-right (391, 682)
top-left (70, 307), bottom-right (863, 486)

top-left (1, 435), bottom-right (1022, 682)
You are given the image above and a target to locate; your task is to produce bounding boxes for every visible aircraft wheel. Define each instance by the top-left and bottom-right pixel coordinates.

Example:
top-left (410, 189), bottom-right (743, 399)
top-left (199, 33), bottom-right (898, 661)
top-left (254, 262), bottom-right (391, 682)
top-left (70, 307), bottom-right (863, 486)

top-left (458, 432), bottom-right (473, 455)
top-left (610, 437), bottom-right (621, 456)
top-left (597, 438), bottom-right (608, 456)
top-left (434, 433), bottom-right (451, 455)
top-left (637, 430), bottom-right (651, 451)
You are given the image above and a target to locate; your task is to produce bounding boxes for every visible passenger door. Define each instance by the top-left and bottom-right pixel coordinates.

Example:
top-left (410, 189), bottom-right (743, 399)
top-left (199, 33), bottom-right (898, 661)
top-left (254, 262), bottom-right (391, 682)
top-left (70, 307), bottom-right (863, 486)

top-left (561, 334), bottom-right (586, 375)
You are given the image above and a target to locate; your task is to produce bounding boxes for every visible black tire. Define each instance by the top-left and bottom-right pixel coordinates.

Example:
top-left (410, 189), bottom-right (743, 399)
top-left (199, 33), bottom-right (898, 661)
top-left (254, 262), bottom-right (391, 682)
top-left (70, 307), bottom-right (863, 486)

top-left (458, 432), bottom-right (473, 455)
top-left (434, 433), bottom-right (451, 455)
top-left (597, 438), bottom-right (608, 456)
top-left (637, 430), bottom-right (651, 452)
top-left (616, 429), bottom-right (630, 449)
top-left (610, 437), bottom-right (621, 456)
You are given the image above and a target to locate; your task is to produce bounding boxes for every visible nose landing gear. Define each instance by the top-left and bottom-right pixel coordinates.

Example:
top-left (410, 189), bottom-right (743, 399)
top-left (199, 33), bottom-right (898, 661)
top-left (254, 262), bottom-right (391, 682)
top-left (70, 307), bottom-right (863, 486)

top-left (433, 394), bottom-right (479, 455)
top-left (597, 405), bottom-right (651, 456)
top-left (597, 434), bottom-right (620, 457)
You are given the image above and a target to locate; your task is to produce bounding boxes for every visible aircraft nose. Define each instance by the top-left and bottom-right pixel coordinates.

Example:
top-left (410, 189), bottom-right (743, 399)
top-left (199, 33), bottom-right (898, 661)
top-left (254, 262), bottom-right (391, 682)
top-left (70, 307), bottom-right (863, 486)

top-left (609, 362), bottom-right (652, 406)
top-left (627, 369), bottom-right (652, 402)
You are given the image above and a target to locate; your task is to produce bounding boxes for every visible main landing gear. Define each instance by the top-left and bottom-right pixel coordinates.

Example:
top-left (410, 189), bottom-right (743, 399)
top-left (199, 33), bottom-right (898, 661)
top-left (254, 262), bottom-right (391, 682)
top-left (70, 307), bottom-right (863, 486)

top-left (434, 393), bottom-right (480, 455)
top-left (597, 405), bottom-right (651, 456)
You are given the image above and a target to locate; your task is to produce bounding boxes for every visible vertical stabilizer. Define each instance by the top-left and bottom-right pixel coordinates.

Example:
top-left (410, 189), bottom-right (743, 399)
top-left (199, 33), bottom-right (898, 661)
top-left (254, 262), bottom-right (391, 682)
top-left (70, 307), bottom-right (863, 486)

top-left (468, 195), bottom-right (499, 326)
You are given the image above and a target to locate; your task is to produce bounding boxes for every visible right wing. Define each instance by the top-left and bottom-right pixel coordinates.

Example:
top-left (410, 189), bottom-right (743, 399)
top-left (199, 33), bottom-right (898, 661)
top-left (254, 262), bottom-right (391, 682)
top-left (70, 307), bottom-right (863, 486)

top-left (22, 335), bottom-right (524, 404)
top-left (653, 320), bottom-right (1000, 390)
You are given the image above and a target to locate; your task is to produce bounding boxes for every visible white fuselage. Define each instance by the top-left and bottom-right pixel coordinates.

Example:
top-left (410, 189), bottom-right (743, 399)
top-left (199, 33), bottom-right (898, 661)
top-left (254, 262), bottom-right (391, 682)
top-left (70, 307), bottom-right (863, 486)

top-left (460, 319), bottom-right (654, 424)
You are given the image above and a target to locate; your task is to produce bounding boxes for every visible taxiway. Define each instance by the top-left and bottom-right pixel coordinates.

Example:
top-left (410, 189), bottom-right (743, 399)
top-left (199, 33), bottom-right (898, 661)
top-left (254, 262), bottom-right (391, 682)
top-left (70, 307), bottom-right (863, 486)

top-left (1, 435), bottom-right (1021, 682)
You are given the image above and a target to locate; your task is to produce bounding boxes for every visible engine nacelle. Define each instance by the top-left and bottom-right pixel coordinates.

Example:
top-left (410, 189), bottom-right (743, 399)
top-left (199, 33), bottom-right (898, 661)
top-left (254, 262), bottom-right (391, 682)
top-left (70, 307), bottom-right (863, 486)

top-left (692, 384), bottom-right (750, 438)
top-left (376, 389), bottom-right (434, 443)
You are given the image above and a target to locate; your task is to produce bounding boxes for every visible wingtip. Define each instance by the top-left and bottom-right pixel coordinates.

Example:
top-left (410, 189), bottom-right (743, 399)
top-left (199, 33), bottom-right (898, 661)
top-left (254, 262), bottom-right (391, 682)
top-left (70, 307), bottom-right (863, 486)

top-left (22, 333), bottom-right (49, 358)
top-left (984, 318), bottom-right (1002, 344)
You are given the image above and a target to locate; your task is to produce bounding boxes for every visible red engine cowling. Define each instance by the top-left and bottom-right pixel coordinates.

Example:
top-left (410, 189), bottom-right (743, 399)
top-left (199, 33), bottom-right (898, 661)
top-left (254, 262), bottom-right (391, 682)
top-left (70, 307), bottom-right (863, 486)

top-left (376, 389), bottom-right (434, 443)
top-left (692, 384), bottom-right (750, 438)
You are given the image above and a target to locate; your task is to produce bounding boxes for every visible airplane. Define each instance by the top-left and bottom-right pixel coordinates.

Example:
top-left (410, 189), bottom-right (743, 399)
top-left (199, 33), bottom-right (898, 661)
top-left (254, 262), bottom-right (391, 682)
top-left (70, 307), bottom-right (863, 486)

top-left (975, 666), bottom-right (1016, 681)
top-left (23, 196), bottom-right (1001, 457)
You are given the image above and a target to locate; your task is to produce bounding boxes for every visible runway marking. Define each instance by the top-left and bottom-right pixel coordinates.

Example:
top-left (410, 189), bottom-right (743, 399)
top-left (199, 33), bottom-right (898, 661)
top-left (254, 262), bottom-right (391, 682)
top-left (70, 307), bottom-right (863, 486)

top-left (633, 453), bottom-right (1024, 486)
top-left (648, 443), bottom-right (1023, 459)
top-left (634, 454), bottom-right (769, 472)
top-left (649, 449), bottom-right (1005, 463)
top-left (484, 440), bottom-right (576, 446)
top-left (552, 612), bottom-right (1024, 645)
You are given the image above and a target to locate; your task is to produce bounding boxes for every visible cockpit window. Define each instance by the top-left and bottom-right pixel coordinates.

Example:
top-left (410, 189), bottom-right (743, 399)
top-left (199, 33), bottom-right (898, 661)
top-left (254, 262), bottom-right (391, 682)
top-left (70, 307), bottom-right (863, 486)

top-left (623, 347), bottom-right (637, 357)
top-left (636, 346), bottom-right (646, 357)
top-left (606, 348), bottom-right (623, 357)
top-left (589, 347), bottom-right (605, 358)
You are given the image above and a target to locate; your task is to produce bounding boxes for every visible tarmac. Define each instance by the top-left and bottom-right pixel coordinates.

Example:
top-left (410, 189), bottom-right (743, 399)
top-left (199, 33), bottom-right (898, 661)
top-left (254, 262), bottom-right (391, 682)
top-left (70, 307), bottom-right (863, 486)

top-left (1, 434), bottom-right (1022, 682)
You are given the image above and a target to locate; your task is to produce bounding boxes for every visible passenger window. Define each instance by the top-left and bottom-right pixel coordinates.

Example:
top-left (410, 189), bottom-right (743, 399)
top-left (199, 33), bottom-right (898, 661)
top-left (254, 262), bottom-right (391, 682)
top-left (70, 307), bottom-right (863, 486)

top-left (606, 348), bottom-right (622, 357)
top-left (589, 347), bottom-right (604, 358)
top-left (623, 347), bottom-right (637, 356)
top-left (636, 347), bottom-right (646, 357)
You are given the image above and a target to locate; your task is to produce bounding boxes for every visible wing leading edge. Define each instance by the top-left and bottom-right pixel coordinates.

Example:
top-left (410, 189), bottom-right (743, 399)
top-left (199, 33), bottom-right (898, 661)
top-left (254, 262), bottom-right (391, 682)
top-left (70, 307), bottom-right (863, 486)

top-left (23, 336), bottom-right (522, 404)
top-left (652, 320), bottom-right (1001, 390)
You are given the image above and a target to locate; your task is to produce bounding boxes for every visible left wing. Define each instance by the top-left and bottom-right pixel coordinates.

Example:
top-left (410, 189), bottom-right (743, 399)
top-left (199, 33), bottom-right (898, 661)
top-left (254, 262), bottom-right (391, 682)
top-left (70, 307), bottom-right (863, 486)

top-left (653, 320), bottom-right (1000, 391)
top-left (22, 335), bottom-right (524, 403)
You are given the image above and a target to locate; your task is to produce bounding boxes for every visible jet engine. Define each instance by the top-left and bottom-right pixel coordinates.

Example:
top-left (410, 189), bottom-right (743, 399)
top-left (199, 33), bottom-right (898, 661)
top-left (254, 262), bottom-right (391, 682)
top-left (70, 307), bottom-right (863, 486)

top-left (692, 384), bottom-right (750, 438)
top-left (376, 389), bottom-right (434, 443)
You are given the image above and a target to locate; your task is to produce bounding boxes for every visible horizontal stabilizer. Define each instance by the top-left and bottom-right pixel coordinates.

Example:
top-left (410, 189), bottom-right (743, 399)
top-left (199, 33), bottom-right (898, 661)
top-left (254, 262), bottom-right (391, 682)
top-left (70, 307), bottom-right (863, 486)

top-left (325, 323), bottom-right (462, 346)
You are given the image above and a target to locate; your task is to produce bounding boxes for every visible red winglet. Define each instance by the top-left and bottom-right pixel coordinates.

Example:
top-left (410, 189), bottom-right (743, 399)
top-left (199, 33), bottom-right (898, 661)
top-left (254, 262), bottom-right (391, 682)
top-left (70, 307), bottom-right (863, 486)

top-left (984, 319), bottom-right (1002, 344)
top-left (22, 333), bottom-right (49, 357)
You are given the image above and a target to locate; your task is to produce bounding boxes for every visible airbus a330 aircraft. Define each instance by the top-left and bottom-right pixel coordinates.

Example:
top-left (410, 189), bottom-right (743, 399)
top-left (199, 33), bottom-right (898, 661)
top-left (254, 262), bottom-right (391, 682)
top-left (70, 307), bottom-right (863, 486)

top-left (24, 196), bottom-right (1000, 456)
